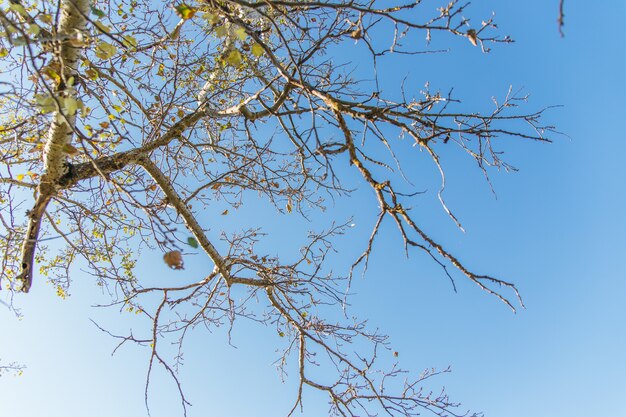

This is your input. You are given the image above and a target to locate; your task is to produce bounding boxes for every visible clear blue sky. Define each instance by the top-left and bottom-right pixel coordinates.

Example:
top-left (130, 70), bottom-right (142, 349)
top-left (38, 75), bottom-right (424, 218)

top-left (2, 1), bottom-right (626, 416)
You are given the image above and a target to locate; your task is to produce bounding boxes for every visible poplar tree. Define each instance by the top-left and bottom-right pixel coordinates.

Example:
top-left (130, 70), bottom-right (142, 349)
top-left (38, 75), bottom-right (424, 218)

top-left (0, 1), bottom-right (551, 415)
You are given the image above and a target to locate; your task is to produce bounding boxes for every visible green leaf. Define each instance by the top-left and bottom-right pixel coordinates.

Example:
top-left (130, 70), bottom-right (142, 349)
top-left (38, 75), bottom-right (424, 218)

top-left (187, 237), bottom-right (199, 248)
top-left (91, 7), bottom-right (106, 19)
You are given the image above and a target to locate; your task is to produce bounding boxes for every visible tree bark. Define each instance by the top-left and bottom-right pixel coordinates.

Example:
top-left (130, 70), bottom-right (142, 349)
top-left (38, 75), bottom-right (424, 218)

top-left (16, 0), bottom-right (90, 292)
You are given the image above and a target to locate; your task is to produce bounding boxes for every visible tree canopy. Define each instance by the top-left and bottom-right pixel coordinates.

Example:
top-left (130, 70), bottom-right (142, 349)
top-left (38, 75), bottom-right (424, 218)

top-left (0, 1), bottom-right (553, 416)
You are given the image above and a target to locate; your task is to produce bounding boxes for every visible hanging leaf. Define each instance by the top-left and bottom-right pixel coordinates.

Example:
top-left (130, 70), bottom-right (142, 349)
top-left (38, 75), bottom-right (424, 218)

top-left (85, 68), bottom-right (99, 80)
top-left (203, 13), bottom-right (220, 25)
top-left (95, 21), bottom-right (111, 33)
top-left (225, 49), bottom-right (243, 67)
top-left (234, 27), bottom-right (247, 41)
top-left (91, 7), bottom-right (106, 19)
top-left (123, 35), bottom-right (138, 49)
top-left (251, 43), bottom-right (264, 57)
top-left (187, 237), bottom-right (199, 248)
top-left (350, 28), bottom-right (362, 39)
top-left (215, 25), bottom-right (228, 38)
top-left (68, 32), bottom-right (88, 48)
top-left (95, 41), bottom-right (117, 59)
top-left (28, 24), bottom-right (41, 36)
top-left (175, 3), bottom-right (197, 20)
top-left (35, 95), bottom-right (56, 113)
top-left (163, 250), bottom-right (184, 270)
top-left (63, 143), bottom-right (80, 156)
top-left (63, 97), bottom-right (82, 116)
top-left (466, 29), bottom-right (478, 46)
top-left (9, 3), bottom-right (28, 17)
top-left (38, 14), bottom-right (53, 24)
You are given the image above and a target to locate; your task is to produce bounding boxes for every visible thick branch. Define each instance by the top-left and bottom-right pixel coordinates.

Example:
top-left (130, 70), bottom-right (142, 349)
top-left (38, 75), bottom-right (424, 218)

top-left (138, 158), bottom-right (232, 283)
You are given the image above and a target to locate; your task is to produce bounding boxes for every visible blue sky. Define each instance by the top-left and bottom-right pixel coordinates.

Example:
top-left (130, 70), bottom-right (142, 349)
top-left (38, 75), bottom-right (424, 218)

top-left (2, 1), bottom-right (626, 416)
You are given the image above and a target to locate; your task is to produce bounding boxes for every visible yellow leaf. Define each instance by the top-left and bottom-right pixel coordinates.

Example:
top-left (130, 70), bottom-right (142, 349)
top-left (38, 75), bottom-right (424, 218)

top-left (0, 48), bottom-right (8, 58)
top-left (204, 13), bottom-right (220, 25)
top-left (95, 21), bottom-right (111, 33)
top-left (38, 14), bottom-right (52, 24)
top-left (16, 174), bottom-right (25, 181)
top-left (123, 35), bottom-right (137, 48)
top-left (9, 3), bottom-right (28, 17)
top-left (234, 27), bottom-right (247, 41)
top-left (175, 4), bottom-right (197, 20)
top-left (63, 144), bottom-right (80, 156)
top-left (225, 49), bottom-right (242, 67)
top-left (95, 41), bottom-right (117, 59)
top-left (251, 43), bottom-right (264, 57)
top-left (42, 65), bottom-right (61, 83)
top-left (68, 31), bottom-right (88, 48)
top-left (85, 68), bottom-right (99, 80)
top-left (35, 95), bottom-right (56, 113)
top-left (28, 24), bottom-right (41, 36)
top-left (64, 97), bottom-right (81, 116)
top-left (215, 25), bottom-right (228, 38)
